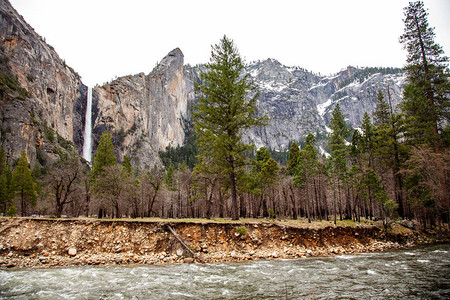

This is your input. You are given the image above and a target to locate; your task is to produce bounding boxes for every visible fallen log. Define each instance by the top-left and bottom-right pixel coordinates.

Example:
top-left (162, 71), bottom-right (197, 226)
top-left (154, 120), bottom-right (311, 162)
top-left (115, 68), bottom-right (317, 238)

top-left (166, 224), bottom-right (205, 263)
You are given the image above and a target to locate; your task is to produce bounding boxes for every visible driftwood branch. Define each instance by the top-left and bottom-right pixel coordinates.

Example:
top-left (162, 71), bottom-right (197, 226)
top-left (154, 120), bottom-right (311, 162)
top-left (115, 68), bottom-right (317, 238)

top-left (166, 224), bottom-right (205, 263)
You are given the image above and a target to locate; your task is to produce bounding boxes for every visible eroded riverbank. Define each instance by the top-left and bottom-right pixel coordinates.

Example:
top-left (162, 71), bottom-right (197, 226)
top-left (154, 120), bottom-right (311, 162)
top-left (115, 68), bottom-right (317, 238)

top-left (0, 218), bottom-right (447, 269)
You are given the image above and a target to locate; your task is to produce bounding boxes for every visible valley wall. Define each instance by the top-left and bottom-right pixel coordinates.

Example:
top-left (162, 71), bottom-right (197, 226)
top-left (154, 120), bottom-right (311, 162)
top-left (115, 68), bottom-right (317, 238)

top-left (0, 0), bottom-right (86, 165)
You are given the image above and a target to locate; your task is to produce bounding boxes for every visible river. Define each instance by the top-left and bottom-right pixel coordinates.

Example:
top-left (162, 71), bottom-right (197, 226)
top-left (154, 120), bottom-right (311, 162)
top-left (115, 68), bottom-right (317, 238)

top-left (1, 244), bottom-right (449, 299)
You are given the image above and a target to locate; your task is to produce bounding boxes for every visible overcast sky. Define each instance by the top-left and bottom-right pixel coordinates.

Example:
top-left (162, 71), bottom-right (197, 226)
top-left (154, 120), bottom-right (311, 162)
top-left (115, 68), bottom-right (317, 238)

top-left (9, 0), bottom-right (450, 87)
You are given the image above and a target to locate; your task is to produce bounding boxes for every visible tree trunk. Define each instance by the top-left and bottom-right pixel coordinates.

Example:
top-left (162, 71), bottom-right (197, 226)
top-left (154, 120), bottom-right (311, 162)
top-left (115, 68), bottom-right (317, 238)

top-left (289, 186), bottom-right (297, 219)
top-left (333, 179), bottom-right (337, 225)
top-left (85, 183), bottom-right (90, 217)
top-left (305, 183), bottom-right (311, 223)
top-left (56, 203), bottom-right (63, 218)
top-left (21, 189), bottom-right (25, 217)
top-left (230, 170), bottom-right (239, 220)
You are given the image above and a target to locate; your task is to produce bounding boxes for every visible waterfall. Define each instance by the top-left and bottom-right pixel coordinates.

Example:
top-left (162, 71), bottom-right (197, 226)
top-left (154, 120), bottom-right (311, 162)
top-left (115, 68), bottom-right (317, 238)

top-left (82, 87), bottom-right (93, 163)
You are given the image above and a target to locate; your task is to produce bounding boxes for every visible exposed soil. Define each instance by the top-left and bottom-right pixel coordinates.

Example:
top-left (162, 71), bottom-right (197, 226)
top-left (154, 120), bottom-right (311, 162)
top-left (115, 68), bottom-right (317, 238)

top-left (0, 217), bottom-right (446, 269)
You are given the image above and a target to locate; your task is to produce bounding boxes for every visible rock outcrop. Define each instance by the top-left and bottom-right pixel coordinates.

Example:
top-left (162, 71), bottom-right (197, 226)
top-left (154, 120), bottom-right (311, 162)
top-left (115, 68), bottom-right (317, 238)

top-left (0, 0), bottom-right (86, 166)
top-left (92, 48), bottom-right (194, 169)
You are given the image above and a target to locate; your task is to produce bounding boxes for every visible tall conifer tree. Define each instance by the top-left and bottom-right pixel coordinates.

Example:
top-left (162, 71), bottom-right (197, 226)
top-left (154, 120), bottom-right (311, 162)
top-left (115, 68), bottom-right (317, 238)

top-left (12, 150), bottom-right (36, 216)
top-left (328, 104), bottom-right (349, 223)
top-left (399, 1), bottom-right (449, 223)
top-left (372, 89), bottom-right (406, 217)
top-left (287, 141), bottom-right (300, 175)
top-left (399, 1), bottom-right (449, 151)
top-left (0, 147), bottom-right (13, 214)
top-left (193, 35), bottom-right (267, 220)
top-left (90, 131), bottom-right (117, 181)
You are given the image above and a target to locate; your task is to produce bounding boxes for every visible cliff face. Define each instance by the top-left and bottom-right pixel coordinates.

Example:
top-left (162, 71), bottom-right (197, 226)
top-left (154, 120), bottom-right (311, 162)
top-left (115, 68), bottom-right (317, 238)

top-left (0, 0), bottom-right (86, 166)
top-left (92, 48), bottom-right (194, 169)
top-left (242, 61), bottom-right (405, 151)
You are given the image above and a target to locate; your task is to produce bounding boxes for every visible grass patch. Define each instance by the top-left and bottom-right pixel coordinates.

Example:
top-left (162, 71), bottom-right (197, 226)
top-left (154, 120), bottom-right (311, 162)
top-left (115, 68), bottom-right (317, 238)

top-left (14, 216), bottom-right (382, 229)
top-left (388, 223), bottom-right (413, 235)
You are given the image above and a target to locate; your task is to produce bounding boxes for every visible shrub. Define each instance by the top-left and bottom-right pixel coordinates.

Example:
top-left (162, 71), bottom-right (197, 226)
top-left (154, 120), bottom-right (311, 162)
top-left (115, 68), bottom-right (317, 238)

top-left (268, 209), bottom-right (276, 219)
top-left (43, 122), bottom-right (54, 143)
top-left (235, 225), bottom-right (247, 236)
top-left (0, 73), bottom-right (30, 100)
top-left (6, 204), bottom-right (17, 217)
top-left (57, 133), bottom-right (73, 151)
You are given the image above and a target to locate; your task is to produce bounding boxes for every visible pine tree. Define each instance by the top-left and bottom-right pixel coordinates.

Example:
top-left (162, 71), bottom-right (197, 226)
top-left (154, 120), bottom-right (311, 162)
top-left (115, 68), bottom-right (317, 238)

top-left (349, 129), bottom-right (362, 164)
top-left (165, 164), bottom-right (176, 191)
top-left (90, 131), bottom-right (117, 181)
top-left (261, 157), bottom-right (278, 188)
top-left (287, 141), bottom-right (300, 175)
top-left (254, 147), bottom-right (278, 189)
top-left (399, 1), bottom-right (449, 224)
top-left (328, 104), bottom-right (348, 175)
top-left (373, 90), bottom-right (391, 128)
top-left (295, 134), bottom-right (318, 186)
top-left (328, 104), bottom-right (349, 223)
top-left (12, 150), bottom-right (36, 216)
top-left (250, 147), bottom-right (279, 218)
top-left (294, 134), bottom-right (319, 222)
top-left (372, 89), bottom-right (406, 218)
top-left (122, 155), bottom-right (132, 177)
top-left (361, 112), bottom-right (375, 168)
top-left (399, 1), bottom-right (450, 151)
top-left (0, 147), bottom-right (12, 214)
top-left (90, 131), bottom-right (119, 218)
top-left (329, 103), bottom-right (351, 143)
top-left (192, 35), bottom-right (267, 220)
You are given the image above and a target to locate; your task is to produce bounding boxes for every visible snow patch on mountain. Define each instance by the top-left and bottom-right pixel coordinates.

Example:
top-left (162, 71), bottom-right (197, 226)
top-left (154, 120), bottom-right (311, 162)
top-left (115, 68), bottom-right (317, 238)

top-left (317, 99), bottom-right (333, 117)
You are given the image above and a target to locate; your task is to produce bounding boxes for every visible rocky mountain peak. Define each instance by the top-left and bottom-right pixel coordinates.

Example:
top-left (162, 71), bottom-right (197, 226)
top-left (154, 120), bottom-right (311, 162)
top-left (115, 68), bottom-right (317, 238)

top-left (153, 48), bottom-right (184, 75)
top-left (249, 58), bottom-right (295, 83)
top-left (91, 48), bottom-right (194, 170)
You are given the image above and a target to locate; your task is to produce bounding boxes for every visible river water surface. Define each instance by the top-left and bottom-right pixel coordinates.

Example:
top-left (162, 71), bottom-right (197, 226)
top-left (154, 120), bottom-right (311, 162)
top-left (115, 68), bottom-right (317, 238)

top-left (1, 244), bottom-right (449, 299)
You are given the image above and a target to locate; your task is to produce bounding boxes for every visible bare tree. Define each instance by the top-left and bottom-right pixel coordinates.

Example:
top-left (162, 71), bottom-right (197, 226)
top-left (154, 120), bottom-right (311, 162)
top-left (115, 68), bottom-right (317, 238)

top-left (141, 168), bottom-right (164, 217)
top-left (45, 158), bottom-right (84, 217)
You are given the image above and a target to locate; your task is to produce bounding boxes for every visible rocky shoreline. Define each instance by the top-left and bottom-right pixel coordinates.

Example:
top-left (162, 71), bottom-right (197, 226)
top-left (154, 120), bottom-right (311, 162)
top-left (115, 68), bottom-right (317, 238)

top-left (0, 218), bottom-right (445, 269)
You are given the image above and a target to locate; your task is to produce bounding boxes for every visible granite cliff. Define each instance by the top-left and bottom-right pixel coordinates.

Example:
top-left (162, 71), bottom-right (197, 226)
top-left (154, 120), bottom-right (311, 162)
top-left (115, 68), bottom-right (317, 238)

top-left (243, 60), bottom-right (405, 152)
top-left (91, 48), bottom-right (194, 169)
top-left (0, 0), bottom-right (87, 166)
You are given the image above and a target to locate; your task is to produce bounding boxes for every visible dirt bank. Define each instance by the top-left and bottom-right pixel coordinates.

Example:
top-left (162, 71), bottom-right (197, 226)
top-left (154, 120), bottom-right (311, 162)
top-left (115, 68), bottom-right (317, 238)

top-left (0, 218), bottom-right (446, 269)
